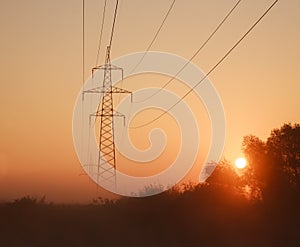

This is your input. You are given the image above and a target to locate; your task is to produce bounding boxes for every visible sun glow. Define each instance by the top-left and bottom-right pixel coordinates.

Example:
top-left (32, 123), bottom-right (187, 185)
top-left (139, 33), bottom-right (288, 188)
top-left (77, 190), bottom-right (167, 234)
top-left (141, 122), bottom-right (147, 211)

top-left (235, 157), bottom-right (247, 169)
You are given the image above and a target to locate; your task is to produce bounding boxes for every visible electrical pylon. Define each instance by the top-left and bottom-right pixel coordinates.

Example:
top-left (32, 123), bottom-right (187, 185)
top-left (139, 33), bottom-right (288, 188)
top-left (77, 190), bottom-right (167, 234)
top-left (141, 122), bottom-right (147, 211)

top-left (84, 46), bottom-right (131, 188)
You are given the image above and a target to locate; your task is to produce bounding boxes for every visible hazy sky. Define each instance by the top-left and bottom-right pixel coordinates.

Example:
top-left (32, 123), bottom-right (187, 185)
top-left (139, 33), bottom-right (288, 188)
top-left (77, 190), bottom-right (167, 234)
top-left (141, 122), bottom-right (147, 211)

top-left (0, 0), bottom-right (299, 202)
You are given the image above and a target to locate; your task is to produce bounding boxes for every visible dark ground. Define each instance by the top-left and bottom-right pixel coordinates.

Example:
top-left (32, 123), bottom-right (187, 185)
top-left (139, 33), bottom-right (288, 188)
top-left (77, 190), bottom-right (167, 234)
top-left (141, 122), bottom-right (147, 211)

top-left (1, 184), bottom-right (300, 247)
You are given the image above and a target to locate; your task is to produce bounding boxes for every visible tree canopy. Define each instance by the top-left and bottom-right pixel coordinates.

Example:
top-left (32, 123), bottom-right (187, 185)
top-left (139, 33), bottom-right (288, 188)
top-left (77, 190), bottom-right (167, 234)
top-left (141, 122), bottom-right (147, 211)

top-left (208, 123), bottom-right (300, 203)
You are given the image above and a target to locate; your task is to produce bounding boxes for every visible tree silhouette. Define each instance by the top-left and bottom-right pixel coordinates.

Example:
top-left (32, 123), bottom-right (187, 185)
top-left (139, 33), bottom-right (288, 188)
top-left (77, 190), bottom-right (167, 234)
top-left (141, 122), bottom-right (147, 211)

top-left (206, 159), bottom-right (262, 200)
top-left (267, 123), bottom-right (300, 189)
top-left (206, 160), bottom-right (241, 187)
top-left (242, 123), bottom-right (300, 203)
top-left (242, 135), bottom-right (268, 197)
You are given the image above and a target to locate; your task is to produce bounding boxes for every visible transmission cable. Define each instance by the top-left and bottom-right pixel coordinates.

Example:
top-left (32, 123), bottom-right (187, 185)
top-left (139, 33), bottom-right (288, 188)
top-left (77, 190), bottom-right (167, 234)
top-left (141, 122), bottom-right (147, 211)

top-left (133, 0), bottom-right (242, 103)
top-left (109, 0), bottom-right (120, 50)
top-left (130, 0), bottom-right (176, 73)
top-left (95, 0), bottom-right (107, 66)
top-left (82, 0), bottom-right (85, 94)
top-left (129, 0), bottom-right (279, 129)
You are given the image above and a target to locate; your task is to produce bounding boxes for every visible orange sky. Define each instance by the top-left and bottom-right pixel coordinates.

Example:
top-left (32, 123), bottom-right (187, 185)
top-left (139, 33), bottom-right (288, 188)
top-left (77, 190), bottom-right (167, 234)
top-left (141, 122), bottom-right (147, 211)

top-left (0, 0), bottom-right (299, 202)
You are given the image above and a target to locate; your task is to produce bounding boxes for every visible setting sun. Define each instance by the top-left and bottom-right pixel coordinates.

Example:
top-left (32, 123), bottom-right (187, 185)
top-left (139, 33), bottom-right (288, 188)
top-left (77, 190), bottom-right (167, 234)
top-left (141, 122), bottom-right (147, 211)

top-left (235, 158), bottom-right (247, 169)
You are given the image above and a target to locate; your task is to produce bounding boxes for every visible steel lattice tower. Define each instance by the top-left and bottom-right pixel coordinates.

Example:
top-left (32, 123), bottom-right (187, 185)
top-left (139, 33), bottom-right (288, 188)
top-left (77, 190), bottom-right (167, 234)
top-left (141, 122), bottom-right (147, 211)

top-left (84, 46), bottom-right (131, 188)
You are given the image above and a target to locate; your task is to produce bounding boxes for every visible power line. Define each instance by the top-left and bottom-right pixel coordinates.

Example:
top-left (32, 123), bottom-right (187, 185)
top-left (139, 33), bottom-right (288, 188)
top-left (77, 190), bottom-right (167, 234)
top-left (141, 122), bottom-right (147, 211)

top-left (95, 0), bottom-right (107, 67)
top-left (129, 0), bottom-right (279, 129)
top-left (109, 0), bottom-right (119, 50)
top-left (133, 0), bottom-right (242, 103)
top-left (130, 0), bottom-right (176, 73)
top-left (82, 0), bottom-right (85, 92)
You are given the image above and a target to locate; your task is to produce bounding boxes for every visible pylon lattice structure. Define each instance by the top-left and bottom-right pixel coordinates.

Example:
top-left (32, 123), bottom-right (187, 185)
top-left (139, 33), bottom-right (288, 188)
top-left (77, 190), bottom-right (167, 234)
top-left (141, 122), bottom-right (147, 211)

top-left (84, 46), bottom-right (131, 188)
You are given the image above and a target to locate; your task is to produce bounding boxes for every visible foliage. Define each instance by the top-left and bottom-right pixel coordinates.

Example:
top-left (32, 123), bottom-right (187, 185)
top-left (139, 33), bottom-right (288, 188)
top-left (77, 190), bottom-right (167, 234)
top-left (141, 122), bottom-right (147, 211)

top-left (267, 123), bottom-right (300, 187)
top-left (242, 123), bottom-right (300, 202)
top-left (1, 182), bottom-right (300, 247)
top-left (206, 160), bottom-right (241, 186)
top-left (206, 159), bottom-right (262, 200)
top-left (7, 195), bottom-right (47, 207)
